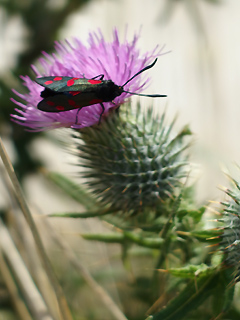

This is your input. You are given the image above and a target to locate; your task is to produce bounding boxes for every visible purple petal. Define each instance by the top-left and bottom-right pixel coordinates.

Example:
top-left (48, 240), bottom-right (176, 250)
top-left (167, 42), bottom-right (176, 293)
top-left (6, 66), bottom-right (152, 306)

top-left (11, 29), bottom-right (166, 131)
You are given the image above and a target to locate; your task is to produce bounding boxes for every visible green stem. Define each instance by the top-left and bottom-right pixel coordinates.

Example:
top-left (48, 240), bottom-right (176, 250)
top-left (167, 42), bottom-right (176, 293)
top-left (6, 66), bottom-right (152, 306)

top-left (152, 190), bottom-right (183, 296)
top-left (0, 137), bottom-right (72, 320)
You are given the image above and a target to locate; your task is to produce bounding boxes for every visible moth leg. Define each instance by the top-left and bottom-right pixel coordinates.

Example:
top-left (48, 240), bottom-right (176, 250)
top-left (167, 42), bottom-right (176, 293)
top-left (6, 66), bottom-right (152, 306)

top-left (91, 74), bottom-right (104, 80)
top-left (75, 107), bottom-right (83, 125)
top-left (111, 101), bottom-right (120, 114)
top-left (111, 101), bottom-right (117, 107)
top-left (98, 103), bottom-right (105, 125)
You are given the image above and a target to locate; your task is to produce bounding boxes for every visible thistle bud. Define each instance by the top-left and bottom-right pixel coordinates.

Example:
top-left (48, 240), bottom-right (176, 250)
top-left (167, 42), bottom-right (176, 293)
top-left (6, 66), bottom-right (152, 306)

top-left (74, 105), bottom-right (191, 216)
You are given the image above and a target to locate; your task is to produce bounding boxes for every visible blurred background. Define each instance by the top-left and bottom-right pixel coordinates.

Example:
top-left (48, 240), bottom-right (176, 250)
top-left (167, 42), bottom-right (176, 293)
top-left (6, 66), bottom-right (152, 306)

top-left (2, 0), bottom-right (240, 206)
top-left (1, 0), bottom-right (240, 319)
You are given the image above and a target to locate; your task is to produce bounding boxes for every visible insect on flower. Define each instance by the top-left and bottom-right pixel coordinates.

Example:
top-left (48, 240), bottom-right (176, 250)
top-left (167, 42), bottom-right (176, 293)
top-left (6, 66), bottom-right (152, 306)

top-left (35, 58), bottom-right (167, 124)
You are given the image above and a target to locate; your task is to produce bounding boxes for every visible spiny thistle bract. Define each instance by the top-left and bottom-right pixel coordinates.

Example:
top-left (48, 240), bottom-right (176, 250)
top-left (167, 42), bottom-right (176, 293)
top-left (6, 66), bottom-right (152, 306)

top-left (74, 104), bottom-right (191, 215)
top-left (218, 177), bottom-right (240, 280)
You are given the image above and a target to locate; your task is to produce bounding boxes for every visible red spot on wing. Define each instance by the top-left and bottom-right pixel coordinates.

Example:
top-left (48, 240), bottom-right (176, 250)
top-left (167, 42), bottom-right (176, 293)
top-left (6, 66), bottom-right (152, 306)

top-left (89, 99), bottom-right (103, 105)
top-left (68, 99), bottom-right (76, 106)
top-left (69, 91), bottom-right (81, 96)
top-left (67, 77), bottom-right (79, 87)
top-left (45, 80), bottom-right (53, 85)
top-left (56, 106), bottom-right (65, 111)
top-left (67, 79), bottom-right (75, 87)
top-left (54, 76), bottom-right (62, 81)
top-left (46, 101), bottom-right (55, 106)
top-left (88, 79), bottom-right (102, 84)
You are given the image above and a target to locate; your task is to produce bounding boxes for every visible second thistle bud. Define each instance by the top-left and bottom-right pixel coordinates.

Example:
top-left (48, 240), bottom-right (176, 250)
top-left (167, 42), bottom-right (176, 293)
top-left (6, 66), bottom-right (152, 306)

top-left (218, 178), bottom-right (240, 280)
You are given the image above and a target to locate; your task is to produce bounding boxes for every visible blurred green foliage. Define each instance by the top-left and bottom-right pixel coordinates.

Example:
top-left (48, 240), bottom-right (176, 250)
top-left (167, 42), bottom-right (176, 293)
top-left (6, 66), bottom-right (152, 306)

top-left (46, 170), bottom-right (239, 320)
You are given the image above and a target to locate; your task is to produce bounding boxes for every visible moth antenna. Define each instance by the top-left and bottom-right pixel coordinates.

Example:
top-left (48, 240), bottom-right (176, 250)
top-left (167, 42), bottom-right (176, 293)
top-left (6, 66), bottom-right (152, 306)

top-left (121, 58), bottom-right (158, 88)
top-left (123, 90), bottom-right (167, 98)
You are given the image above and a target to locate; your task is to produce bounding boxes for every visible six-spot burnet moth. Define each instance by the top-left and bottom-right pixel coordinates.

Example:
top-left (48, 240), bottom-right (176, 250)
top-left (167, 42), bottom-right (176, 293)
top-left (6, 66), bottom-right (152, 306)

top-left (35, 58), bottom-right (167, 124)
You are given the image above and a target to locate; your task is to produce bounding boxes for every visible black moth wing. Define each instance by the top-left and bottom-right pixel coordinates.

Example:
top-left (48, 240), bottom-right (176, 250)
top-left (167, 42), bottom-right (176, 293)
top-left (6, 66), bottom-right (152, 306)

top-left (36, 77), bottom-right (103, 93)
top-left (37, 91), bottom-right (104, 112)
top-left (36, 77), bottom-right (74, 91)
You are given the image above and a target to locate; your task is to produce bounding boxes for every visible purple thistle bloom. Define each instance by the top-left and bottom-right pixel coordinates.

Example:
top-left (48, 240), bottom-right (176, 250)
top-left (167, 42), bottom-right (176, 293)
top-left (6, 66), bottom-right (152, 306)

top-left (11, 29), bottom-right (164, 131)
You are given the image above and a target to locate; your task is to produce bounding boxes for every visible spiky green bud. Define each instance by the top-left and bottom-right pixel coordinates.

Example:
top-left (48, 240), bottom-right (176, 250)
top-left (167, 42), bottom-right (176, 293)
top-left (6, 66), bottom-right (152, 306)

top-left (218, 178), bottom-right (240, 279)
top-left (74, 104), bottom-right (191, 215)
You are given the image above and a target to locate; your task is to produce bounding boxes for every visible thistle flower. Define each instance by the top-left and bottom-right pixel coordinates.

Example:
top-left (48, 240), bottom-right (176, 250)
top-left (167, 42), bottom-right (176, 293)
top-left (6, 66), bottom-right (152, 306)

top-left (218, 177), bottom-right (240, 280)
top-left (74, 104), bottom-right (191, 215)
top-left (11, 29), bottom-right (163, 131)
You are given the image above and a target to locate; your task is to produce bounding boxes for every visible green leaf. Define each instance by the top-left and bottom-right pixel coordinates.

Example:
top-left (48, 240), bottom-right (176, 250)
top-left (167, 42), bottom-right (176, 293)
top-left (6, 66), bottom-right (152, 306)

top-left (81, 233), bottom-right (124, 243)
top-left (44, 171), bottom-right (97, 210)
top-left (150, 268), bottom-right (219, 320)
top-left (177, 207), bottom-right (205, 223)
top-left (49, 208), bottom-right (114, 218)
top-left (124, 232), bottom-right (164, 249)
top-left (177, 229), bottom-right (222, 243)
top-left (211, 267), bottom-right (235, 317)
top-left (160, 264), bottom-right (210, 279)
top-left (211, 251), bottom-right (224, 267)
top-left (220, 268), bottom-right (235, 313)
top-left (192, 229), bottom-right (222, 242)
top-left (81, 231), bottom-right (164, 249)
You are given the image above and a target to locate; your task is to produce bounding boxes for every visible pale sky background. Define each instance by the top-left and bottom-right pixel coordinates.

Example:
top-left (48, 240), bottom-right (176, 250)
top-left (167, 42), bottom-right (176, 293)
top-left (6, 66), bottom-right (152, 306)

top-left (1, 0), bottom-right (240, 212)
